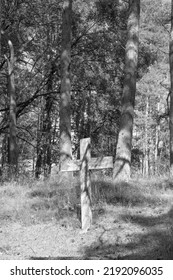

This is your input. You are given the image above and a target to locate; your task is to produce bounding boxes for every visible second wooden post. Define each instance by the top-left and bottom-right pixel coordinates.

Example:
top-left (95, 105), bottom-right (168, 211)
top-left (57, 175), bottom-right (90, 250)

top-left (80, 138), bottom-right (92, 231)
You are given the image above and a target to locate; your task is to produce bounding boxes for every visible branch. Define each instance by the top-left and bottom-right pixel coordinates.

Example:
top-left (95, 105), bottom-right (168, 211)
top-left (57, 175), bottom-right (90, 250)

top-left (17, 125), bottom-right (35, 138)
top-left (71, 22), bottom-right (97, 48)
top-left (17, 91), bottom-right (59, 118)
top-left (17, 135), bottom-right (36, 148)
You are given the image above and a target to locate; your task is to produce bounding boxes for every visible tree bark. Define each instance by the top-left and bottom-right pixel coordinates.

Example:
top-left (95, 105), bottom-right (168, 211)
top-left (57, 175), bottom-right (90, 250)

top-left (0, 0), bottom-right (1, 56)
top-left (145, 96), bottom-right (149, 176)
top-left (35, 99), bottom-right (44, 178)
top-left (1, 134), bottom-right (8, 170)
top-left (155, 101), bottom-right (160, 174)
top-left (59, 0), bottom-right (72, 169)
top-left (43, 63), bottom-right (55, 177)
top-left (169, 0), bottom-right (173, 176)
top-left (113, 0), bottom-right (140, 182)
top-left (6, 40), bottom-right (18, 176)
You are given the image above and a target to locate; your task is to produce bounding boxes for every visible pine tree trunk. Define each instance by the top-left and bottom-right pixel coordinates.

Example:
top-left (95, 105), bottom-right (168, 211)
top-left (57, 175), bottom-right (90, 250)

top-left (113, 0), bottom-right (140, 182)
top-left (0, 0), bottom-right (1, 56)
top-left (144, 96), bottom-right (149, 177)
top-left (42, 18), bottom-right (54, 178)
top-left (155, 125), bottom-right (158, 174)
top-left (35, 104), bottom-right (43, 178)
top-left (155, 101), bottom-right (160, 174)
top-left (43, 63), bottom-right (54, 177)
top-left (86, 90), bottom-right (91, 137)
top-left (169, 0), bottom-right (173, 176)
top-left (6, 40), bottom-right (18, 176)
top-left (0, 2), bottom-right (2, 177)
top-left (59, 0), bottom-right (72, 169)
top-left (1, 134), bottom-right (8, 173)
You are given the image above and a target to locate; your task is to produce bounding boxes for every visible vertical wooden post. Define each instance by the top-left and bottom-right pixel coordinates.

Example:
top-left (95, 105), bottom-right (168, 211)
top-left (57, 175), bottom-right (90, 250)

top-left (80, 138), bottom-right (92, 231)
top-left (60, 137), bottom-right (113, 231)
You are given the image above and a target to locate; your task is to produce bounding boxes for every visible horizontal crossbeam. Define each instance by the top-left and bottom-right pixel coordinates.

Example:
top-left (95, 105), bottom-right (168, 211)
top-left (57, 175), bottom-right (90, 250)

top-left (60, 156), bottom-right (113, 172)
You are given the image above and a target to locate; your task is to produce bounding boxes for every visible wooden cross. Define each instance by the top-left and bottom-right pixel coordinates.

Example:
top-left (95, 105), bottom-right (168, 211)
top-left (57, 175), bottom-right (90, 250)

top-left (60, 138), bottom-right (113, 232)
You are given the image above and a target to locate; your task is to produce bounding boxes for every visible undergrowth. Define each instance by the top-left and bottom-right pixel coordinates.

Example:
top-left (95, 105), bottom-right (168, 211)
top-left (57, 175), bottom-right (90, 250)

top-left (0, 174), bottom-right (173, 227)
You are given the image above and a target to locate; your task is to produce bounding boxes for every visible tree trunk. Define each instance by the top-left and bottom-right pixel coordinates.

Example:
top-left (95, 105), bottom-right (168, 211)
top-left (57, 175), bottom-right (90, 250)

top-left (144, 95), bottom-right (149, 177)
top-left (6, 40), bottom-right (18, 176)
top-left (42, 15), bottom-right (54, 178)
top-left (59, 0), bottom-right (72, 169)
top-left (86, 90), bottom-right (91, 137)
top-left (169, 0), bottom-right (173, 176)
top-left (1, 134), bottom-right (8, 173)
top-left (113, 0), bottom-right (140, 182)
top-left (0, 0), bottom-right (1, 56)
top-left (43, 63), bottom-right (54, 177)
top-left (155, 100), bottom-right (160, 174)
top-left (35, 101), bottom-right (43, 178)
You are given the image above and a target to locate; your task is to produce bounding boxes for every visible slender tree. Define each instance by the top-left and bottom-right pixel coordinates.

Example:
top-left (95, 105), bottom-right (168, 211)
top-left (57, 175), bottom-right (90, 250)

top-left (59, 0), bottom-right (72, 169)
top-left (113, 0), bottom-right (140, 181)
top-left (35, 102), bottom-right (44, 178)
top-left (0, 0), bottom-right (1, 57)
top-left (143, 95), bottom-right (149, 176)
top-left (170, 0), bottom-right (173, 176)
top-left (42, 63), bottom-right (55, 177)
top-left (6, 40), bottom-right (18, 176)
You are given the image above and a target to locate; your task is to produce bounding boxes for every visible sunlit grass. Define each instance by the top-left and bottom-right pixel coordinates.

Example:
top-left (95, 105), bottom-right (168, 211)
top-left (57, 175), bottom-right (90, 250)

top-left (0, 174), bottom-right (173, 227)
top-left (1, 174), bottom-right (173, 259)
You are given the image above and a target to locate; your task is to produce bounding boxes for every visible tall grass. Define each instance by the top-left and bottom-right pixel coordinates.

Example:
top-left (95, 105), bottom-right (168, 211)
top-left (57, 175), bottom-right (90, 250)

top-left (0, 173), bottom-right (172, 228)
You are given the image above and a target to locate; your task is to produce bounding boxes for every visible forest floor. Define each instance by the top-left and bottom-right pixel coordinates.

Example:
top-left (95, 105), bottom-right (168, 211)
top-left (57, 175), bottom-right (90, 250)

top-left (0, 174), bottom-right (173, 260)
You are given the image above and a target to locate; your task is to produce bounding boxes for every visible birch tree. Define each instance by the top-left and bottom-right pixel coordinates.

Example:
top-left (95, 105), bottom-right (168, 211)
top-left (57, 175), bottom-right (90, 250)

top-left (113, 0), bottom-right (140, 181)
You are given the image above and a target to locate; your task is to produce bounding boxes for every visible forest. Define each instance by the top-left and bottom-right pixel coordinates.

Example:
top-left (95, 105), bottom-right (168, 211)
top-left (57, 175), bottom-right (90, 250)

top-left (0, 0), bottom-right (171, 180)
top-left (0, 0), bottom-right (173, 260)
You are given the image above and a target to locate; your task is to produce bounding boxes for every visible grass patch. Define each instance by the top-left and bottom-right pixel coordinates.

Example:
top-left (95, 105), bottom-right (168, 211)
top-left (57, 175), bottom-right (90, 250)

top-left (0, 174), bottom-right (172, 227)
top-left (1, 175), bottom-right (173, 259)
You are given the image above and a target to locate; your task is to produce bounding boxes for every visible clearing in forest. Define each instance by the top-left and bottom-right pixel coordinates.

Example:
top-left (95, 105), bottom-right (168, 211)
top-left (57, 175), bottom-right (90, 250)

top-left (0, 175), bottom-right (173, 260)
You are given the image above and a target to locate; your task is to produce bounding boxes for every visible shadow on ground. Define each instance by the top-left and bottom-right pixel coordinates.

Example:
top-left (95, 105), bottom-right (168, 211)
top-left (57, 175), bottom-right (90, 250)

top-left (2, 177), bottom-right (172, 260)
top-left (28, 205), bottom-right (173, 260)
top-left (82, 207), bottom-right (173, 260)
top-left (30, 256), bottom-right (83, 260)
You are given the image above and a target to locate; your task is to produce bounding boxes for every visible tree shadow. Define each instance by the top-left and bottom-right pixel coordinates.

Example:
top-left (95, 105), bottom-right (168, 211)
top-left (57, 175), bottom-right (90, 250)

top-left (23, 178), bottom-right (173, 260)
top-left (82, 207), bottom-right (173, 260)
top-left (29, 256), bottom-right (83, 260)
